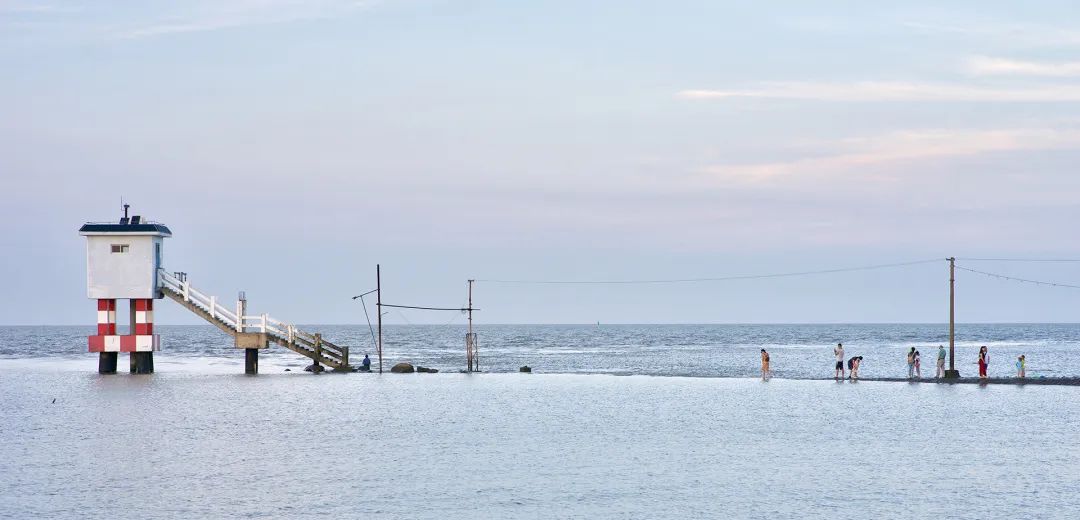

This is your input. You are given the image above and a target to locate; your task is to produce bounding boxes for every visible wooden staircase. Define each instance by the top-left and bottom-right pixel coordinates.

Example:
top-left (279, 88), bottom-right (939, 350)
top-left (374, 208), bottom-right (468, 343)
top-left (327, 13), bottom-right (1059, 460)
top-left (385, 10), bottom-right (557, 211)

top-left (158, 269), bottom-right (350, 370)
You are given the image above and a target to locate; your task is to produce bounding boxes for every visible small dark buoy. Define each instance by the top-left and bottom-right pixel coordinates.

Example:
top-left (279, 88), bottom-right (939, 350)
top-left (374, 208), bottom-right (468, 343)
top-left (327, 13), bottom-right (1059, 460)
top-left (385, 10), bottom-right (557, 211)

top-left (284, 368), bottom-right (291, 372)
top-left (519, 366), bottom-right (531, 373)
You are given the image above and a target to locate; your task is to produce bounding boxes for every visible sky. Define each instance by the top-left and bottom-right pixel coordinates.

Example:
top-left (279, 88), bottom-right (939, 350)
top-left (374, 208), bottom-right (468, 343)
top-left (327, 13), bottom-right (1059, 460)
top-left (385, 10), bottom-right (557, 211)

top-left (3, 0), bottom-right (1080, 325)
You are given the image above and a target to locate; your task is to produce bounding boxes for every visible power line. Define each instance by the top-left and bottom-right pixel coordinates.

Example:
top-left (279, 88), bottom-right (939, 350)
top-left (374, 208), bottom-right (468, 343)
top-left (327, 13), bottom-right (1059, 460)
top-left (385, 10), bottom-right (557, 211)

top-left (380, 303), bottom-right (474, 311)
top-left (476, 258), bottom-right (943, 285)
top-left (955, 265), bottom-right (1080, 290)
top-left (956, 258), bottom-right (1080, 263)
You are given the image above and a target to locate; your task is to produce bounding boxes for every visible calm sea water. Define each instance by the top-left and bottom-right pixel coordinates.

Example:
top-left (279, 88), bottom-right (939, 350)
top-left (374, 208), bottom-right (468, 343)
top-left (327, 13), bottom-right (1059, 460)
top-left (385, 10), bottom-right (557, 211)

top-left (2, 323), bottom-right (1080, 378)
top-left (2, 325), bottom-right (1080, 519)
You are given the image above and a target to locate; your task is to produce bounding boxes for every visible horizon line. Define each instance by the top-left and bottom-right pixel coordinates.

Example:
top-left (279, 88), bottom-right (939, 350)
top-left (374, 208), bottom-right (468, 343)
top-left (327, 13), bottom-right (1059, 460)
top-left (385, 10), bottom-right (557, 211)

top-left (6, 322), bottom-right (1080, 327)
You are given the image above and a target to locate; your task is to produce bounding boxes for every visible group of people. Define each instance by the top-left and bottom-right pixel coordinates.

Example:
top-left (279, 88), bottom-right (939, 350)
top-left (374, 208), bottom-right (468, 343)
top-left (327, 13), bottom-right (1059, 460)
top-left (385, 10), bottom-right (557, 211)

top-left (832, 343), bottom-right (863, 380)
top-left (757, 343), bottom-right (1030, 381)
top-left (973, 346), bottom-right (1027, 379)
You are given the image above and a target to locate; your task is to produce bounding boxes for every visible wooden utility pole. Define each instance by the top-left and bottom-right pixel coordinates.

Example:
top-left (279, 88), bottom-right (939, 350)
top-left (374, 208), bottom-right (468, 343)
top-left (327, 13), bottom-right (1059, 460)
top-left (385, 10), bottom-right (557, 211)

top-left (376, 264), bottom-right (383, 374)
top-left (467, 279), bottom-right (475, 372)
top-left (946, 257), bottom-right (959, 378)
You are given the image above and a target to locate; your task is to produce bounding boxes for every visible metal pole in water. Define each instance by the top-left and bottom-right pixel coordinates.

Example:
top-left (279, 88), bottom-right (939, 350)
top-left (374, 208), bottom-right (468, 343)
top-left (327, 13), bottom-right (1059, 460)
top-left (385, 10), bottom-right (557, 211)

top-left (467, 279), bottom-right (474, 372)
top-left (377, 264), bottom-right (383, 374)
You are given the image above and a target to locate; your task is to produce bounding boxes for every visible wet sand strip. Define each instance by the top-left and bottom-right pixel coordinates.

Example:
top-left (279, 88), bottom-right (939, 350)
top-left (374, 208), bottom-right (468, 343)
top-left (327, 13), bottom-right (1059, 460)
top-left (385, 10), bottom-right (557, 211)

top-left (802, 377), bottom-right (1080, 386)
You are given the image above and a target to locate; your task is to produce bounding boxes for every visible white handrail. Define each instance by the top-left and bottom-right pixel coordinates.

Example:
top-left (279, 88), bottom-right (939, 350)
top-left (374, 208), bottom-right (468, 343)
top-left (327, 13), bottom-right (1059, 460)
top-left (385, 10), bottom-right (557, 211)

top-left (157, 267), bottom-right (347, 362)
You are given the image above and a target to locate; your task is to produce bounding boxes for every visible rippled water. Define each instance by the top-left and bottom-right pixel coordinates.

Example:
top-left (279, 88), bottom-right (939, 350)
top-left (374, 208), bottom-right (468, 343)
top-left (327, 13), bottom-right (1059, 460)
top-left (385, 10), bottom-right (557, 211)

top-left (2, 369), bottom-right (1079, 519)
top-left (3, 325), bottom-right (1079, 518)
top-left (3, 323), bottom-right (1080, 378)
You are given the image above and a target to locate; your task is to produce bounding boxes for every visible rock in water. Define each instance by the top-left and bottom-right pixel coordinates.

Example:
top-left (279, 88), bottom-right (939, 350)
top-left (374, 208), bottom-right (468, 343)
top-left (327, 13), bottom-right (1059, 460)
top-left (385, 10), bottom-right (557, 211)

top-left (304, 364), bottom-right (325, 373)
top-left (390, 362), bottom-right (415, 373)
top-left (416, 366), bottom-right (439, 373)
top-left (519, 366), bottom-right (532, 373)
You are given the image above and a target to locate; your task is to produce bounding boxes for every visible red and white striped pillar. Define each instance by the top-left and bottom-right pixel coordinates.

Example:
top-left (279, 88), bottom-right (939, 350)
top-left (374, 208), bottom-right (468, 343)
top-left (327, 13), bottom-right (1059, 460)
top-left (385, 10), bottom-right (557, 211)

top-left (90, 299), bottom-right (118, 373)
top-left (90, 299), bottom-right (117, 352)
top-left (96, 299), bottom-right (116, 335)
top-left (88, 298), bottom-right (160, 373)
top-left (123, 299), bottom-right (160, 353)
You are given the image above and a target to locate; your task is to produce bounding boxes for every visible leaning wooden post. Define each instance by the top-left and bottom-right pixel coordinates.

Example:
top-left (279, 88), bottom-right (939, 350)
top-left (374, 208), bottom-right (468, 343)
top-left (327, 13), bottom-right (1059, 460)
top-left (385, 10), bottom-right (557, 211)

top-left (945, 257), bottom-right (960, 379)
top-left (377, 264), bottom-right (383, 374)
top-left (314, 333), bottom-right (323, 369)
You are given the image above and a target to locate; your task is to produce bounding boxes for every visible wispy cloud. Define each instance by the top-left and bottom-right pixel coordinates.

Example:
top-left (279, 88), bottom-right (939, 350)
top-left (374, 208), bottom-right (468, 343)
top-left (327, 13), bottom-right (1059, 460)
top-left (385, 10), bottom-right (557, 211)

top-left (113, 0), bottom-right (376, 40)
top-left (902, 20), bottom-right (1080, 47)
top-left (0, 2), bottom-right (80, 15)
top-left (702, 128), bottom-right (1080, 181)
top-left (967, 55), bottom-right (1080, 77)
top-left (679, 81), bottom-right (1080, 102)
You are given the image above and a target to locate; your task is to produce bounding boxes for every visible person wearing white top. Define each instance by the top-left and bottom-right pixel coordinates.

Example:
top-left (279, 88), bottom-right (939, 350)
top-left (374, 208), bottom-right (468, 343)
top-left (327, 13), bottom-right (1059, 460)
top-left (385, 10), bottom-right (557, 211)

top-left (834, 343), bottom-right (845, 381)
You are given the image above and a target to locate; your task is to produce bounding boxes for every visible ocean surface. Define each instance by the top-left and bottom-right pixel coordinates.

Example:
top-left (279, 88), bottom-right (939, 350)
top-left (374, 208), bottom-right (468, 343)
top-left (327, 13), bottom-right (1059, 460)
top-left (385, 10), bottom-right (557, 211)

top-left (3, 324), bottom-right (1080, 519)
top-left (3, 323), bottom-right (1080, 378)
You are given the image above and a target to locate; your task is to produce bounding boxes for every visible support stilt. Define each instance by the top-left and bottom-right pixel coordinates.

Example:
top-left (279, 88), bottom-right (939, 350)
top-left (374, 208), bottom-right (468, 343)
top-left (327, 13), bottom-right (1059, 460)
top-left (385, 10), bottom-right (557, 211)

top-left (129, 353), bottom-right (137, 373)
top-left (134, 352), bottom-right (154, 374)
top-left (99, 352), bottom-right (117, 374)
top-left (245, 348), bottom-right (258, 374)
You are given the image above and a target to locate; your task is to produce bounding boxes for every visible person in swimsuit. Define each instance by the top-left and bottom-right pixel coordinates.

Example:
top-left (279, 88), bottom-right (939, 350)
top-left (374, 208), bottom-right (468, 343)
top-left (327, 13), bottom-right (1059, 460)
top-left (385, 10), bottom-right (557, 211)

top-left (761, 349), bottom-right (770, 380)
top-left (1016, 354), bottom-right (1026, 378)
top-left (914, 350), bottom-right (922, 379)
top-left (978, 346), bottom-right (989, 379)
top-left (847, 356), bottom-right (862, 380)
top-left (834, 343), bottom-right (845, 381)
top-left (907, 347), bottom-right (916, 379)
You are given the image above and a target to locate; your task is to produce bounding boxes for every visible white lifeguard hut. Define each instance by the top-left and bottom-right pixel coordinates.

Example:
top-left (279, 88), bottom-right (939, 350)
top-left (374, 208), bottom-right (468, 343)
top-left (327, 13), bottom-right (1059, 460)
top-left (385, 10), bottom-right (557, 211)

top-left (79, 205), bottom-right (171, 374)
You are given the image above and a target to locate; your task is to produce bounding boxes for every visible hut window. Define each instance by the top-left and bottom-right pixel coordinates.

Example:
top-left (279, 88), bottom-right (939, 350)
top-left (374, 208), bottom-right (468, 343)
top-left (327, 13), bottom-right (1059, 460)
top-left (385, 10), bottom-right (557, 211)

top-left (111, 244), bottom-right (129, 253)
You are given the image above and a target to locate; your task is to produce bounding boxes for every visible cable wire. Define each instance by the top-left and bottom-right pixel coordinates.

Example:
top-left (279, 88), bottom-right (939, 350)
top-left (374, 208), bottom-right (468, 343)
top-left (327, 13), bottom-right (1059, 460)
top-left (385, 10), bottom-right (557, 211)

top-left (956, 258), bottom-right (1080, 263)
top-left (955, 265), bottom-right (1080, 290)
top-left (358, 295), bottom-right (378, 353)
top-left (476, 258), bottom-right (944, 285)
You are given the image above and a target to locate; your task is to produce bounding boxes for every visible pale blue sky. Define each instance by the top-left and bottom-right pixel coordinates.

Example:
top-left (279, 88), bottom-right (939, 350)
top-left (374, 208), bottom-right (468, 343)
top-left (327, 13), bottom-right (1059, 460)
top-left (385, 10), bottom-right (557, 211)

top-left (4, 0), bottom-right (1080, 325)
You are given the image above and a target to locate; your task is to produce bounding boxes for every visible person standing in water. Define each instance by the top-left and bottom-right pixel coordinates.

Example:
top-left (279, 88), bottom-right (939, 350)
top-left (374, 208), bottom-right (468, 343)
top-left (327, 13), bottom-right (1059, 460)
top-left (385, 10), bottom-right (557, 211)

top-left (834, 343), bottom-right (845, 380)
top-left (847, 356), bottom-right (862, 380)
top-left (1016, 355), bottom-right (1026, 378)
top-left (978, 346), bottom-right (989, 379)
top-left (906, 347), bottom-right (916, 379)
top-left (936, 345), bottom-right (947, 379)
top-left (760, 349), bottom-right (770, 380)
top-left (914, 350), bottom-right (922, 379)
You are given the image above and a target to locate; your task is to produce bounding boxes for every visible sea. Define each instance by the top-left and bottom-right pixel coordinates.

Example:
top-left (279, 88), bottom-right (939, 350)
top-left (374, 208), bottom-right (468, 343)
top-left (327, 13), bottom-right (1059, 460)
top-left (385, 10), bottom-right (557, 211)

top-left (2, 324), bottom-right (1080, 519)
